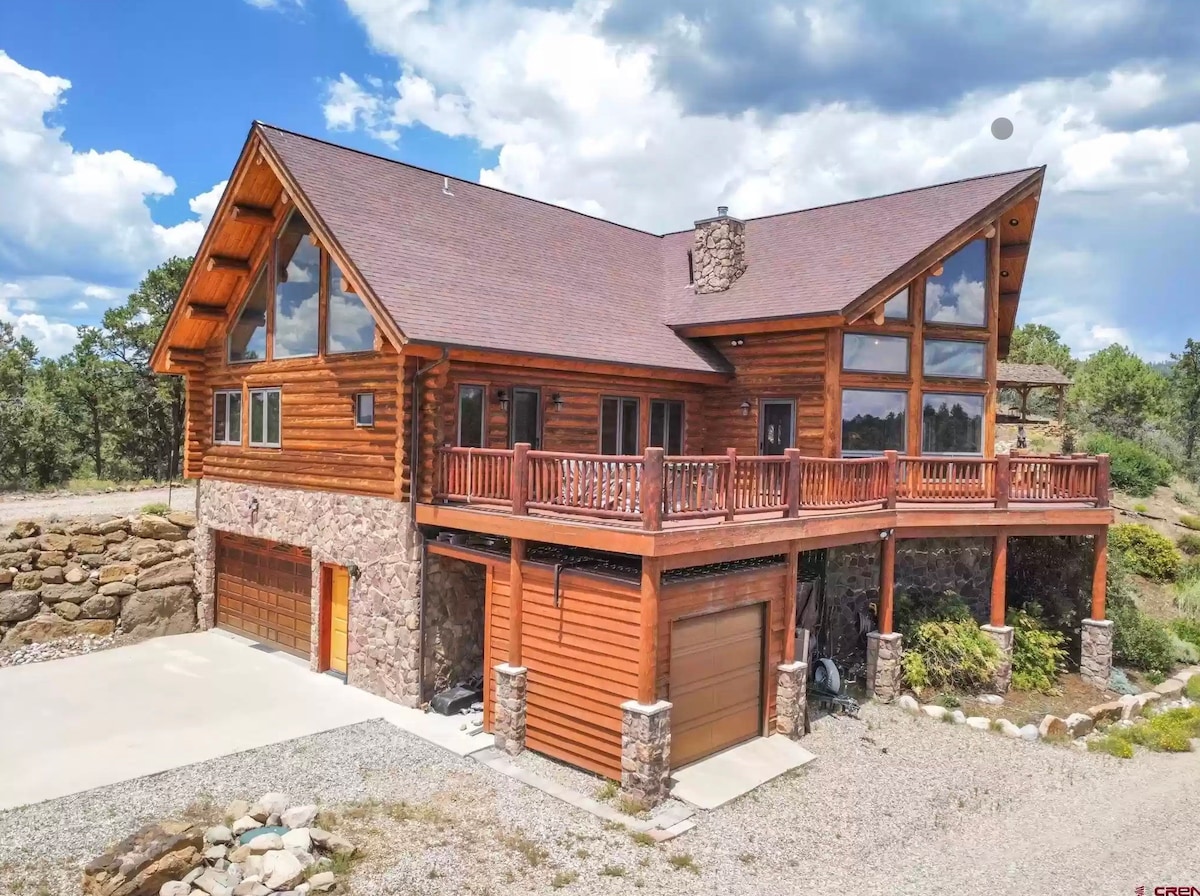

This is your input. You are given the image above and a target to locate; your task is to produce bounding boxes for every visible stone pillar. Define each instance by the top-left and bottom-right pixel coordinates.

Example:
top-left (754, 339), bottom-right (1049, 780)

top-left (493, 664), bottom-right (528, 756)
top-left (1080, 619), bottom-right (1114, 690)
top-left (866, 632), bottom-right (903, 703)
top-left (776, 661), bottom-right (808, 738)
top-left (981, 624), bottom-right (1014, 693)
top-left (191, 523), bottom-right (216, 630)
top-left (620, 700), bottom-right (672, 808)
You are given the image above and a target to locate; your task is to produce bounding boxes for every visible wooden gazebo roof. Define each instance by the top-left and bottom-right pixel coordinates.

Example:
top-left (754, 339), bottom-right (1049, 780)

top-left (997, 362), bottom-right (1073, 388)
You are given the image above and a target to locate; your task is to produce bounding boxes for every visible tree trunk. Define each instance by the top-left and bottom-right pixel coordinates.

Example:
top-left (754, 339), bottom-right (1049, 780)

top-left (91, 405), bottom-right (103, 480)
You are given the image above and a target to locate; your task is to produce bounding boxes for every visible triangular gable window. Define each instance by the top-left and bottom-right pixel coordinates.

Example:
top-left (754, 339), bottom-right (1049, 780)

top-left (227, 267), bottom-right (269, 363)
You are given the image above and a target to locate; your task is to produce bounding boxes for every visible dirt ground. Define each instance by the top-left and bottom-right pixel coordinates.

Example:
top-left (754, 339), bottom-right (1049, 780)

top-left (950, 673), bottom-right (1111, 727)
top-left (0, 484), bottom-right (194, 525)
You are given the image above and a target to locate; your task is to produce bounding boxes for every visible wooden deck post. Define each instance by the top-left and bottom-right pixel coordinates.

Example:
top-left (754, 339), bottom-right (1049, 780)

top-left (638, 556), bottom-right (662, 704)
top-left (884, 450), bottom-right (898, 509)
top-left (1096, 454), bottom-right (1111, 508)
top-left (512, 442), bottom-right (530, 515)
top-left (724, 448), bottom-right (738, 522)
top-left (878, 532), bottom-right (896, 635)
top-left (785, 448), bottom-right (801, 518)
top-left (784, 541), bottom-right (800, 664)
top-left (642, 447), bottom-right (664, 531)
top-left (995, 452), bottom-right (1010, 509)
top-left (508, 538), bottom-right (526, 666)
top-left (1091, 527), bottom-right (1108, 620)
top-left (990, 534), bottom-right (1008, 628)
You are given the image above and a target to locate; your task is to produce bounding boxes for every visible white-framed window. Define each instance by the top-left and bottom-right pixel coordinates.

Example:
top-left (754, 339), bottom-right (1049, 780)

top-left (212, 390), bottom-right (243, 445)
top-left (249, 388), bottom-right (282, 447)
top-left (354, 392), bottom-right (375, 427)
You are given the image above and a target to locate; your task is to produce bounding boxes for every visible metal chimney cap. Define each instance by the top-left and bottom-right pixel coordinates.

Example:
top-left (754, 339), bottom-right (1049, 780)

top-left (717, 205), bottom-right (729, 216)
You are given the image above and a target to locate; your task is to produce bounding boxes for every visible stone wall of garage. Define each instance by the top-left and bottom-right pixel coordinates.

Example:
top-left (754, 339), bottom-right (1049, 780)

top-left (194, 478), bottom-right (422, 707)
top-left (0, 513), bottom-right (199, 649)
top-left (421, 553), bottom-right (486, 701)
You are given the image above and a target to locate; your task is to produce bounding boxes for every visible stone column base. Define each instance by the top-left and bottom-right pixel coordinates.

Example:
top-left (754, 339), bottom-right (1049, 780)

top-left (866, 632), bottom-right (903, 703)
top-left (620, 700), bottom-right (671, 808)
top-left (776, 661), bottom-right (808, 739)
top-left (981, 624), bottom-right (1014, 693)
top-left (1081, 619), bottom-right (1114, 690)
top-left (493, 664), bottom-right (528, 756)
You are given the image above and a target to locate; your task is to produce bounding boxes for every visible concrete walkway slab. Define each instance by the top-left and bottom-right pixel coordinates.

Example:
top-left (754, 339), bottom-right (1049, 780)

top-left (669, 736), bottom-right (816, 810)
top-left (0, 630), bottom-right (483, 810)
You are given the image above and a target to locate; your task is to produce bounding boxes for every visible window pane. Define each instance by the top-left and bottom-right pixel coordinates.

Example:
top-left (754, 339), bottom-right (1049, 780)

top-left (883, 288), bottom-right (909, 320)
top-left (924, 339), bottom-right (986, 378)
top-left (668, 402), bottom-right (683, 454)
top-left (229, 394), bottom-right (242, 443)
top-left (327, 258), bottom-right (375, 354)
top-left (356, 393), bottom-right (374, 426)
top-left (925, 239), bottom-right (987, 326)
top-left (600, 398), bottom-right (618, 455)
top-left (620, 398), bottom-right (639, 455)
top-left (843, 334), bottom-right (909, 373)
top-left (458, 386), bottom-right (484, 447)
top-left (651, 400), bottom-right (684, 455)
top-left (841, 389), bottom-right (907, 454)
top-left (922, 393), bottom-right (984, 454)
top-left (250, 392), bottom-right (265, 444)
top-left (213, 394), bottom-right (227, 442)
top-left (266, 391), bottom-right (281, 445)
top-left (228, 269), bottom-right (269, 362)
top-left (274, 213), bottom-right (320, 358)
top-left (649, 401), bottom-right (665, 450)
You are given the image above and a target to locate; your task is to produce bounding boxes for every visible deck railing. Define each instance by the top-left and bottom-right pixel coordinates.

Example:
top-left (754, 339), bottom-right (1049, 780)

top-left (433, 445), bottom-right (1110, 530)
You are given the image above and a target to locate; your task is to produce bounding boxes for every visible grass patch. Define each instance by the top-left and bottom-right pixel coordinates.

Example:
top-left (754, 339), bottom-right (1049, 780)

top-left (140, 502), bottom-right (171, 515)
top-left (180, 794), bottom-right (219, 823)
top-left (739, 853), bottom-right (757, 864)
top-left (551, 871), bottom-right (578, 889)
top-left (616, 795), bottom-right (647, 817)
top-left (1110, 707), bottom-right (1200, 753)
top-left (500, 832), bottom-right (550, 867)
top-left (600, 865), bottom-right (627, 877)
top-left (934, 693), bottom-right (960, 709)
top-left (668, 853), bottom-right (699, 874)
top-left (381, 800), bottom-right (454, 826)
top-left (1134, 502), bottom-right (1149, 514)
top-left (1088, 735), bottom-right (1135, 759)
top-left (1180, 514), bottom-right (1200, 531)
top-left (1187, 677), bottom-right (1200, 700)
top-left (594, 780), bottom-right (618, 802)
top-left (574, 848), bottom-right (590, 860)
top-left (629, 831), bottom-right (655, 847)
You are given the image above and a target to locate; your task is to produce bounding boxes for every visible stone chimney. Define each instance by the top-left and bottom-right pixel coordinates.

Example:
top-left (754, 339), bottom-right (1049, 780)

top-left (692, 206), bottom-right (747, 293)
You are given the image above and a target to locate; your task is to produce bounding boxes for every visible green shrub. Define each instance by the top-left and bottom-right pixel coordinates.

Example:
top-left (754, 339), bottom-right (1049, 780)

top-left (1180, 514), bottom-right (1200, 531)
top-left (1176, 574), bottom-right (1200, 620)
top-left (1173, 618), bottom-right (1200, 650)
top-left (1133, 503), bottom-right (1149, 514)
top-left (1178, 533), bottom-right (1200, 556)
top-left (1169, 632), bottom-right (1200, 665)
top-left (1083, 433), bottom-right (1173, 498)
top-left (1109, 706), bottom-right (1200, 753)
top-left (900, 618), bottom-right (1001, 693)
top-left (140, 502), bottom-right (171, 515)
top-left (1087, 735), bottom-right (1134, 759)
top-left (1106, 562), bottom-right (1175, 673)
top-left (1007, 609), bottom-right (1067, 693)
top-left (1187, 677), bottom-right (1200, 700)
top-left (1109, 523), bottom-right (1181, 581)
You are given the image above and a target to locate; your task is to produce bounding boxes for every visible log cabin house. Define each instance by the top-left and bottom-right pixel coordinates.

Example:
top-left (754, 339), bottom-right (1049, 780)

top-left (151, 123), bottom-right (1115, 805)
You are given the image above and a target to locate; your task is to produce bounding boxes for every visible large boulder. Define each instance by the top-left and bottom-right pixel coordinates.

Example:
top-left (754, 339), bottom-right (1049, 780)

top-left (166, 511), bottom-right (196, 529)
top-left (8, 520), bottom-right (39, 538)
top-left (120, 586), bottom-right (195, 638)
top-left (82, 821), bottom-right (203, 896)
top-left (2, 615), bottom-right (114, 648)
top-left (41, 582), bottom-right (98, 604)
top-left (81, 593), bottom-right (120, 619)
top-left (99, 563), bottom-right (139, 585)
top-left (1065, 713), bottom-right (1095, 738)
top-left (100, 582), bottom-right (137, 598)
top-left (130, 515), bottom-right (186, 542)
top-left (1038, 715), bottom-right (1068, 739)
top-left (72, 534), bottom-right (107, 555)
top-left (136, 559), bottom-right (195, 591)
top-left (0, 590), bottom-right (40, 623)
top-left (37, 533), bottom-right (71, 552)
top-left (54, 601), bottom-right (83, 621)
top-left (260, 850), bottom-right (304, 890)
top-left (36, 550), bottom-right (68, 569)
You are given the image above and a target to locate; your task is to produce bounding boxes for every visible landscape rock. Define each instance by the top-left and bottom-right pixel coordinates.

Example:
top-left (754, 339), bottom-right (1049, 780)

top-left (232, 882), bottom-right (271, 896)
top-left (1018, 724), bottom-right (1040, 741)
top-left (173, 540), bottom-right (195, 558)
top-left (977, 694), bottom-right (1004, 705)
top-left (100, 581), bottom-right (137, 597)
top-left (228, 845), bottom-right (251, 865)
top-left (1088, 700), bottom-right (1125, 724)
top-left (131, 515), bottom-right (186, 541)
top-left (82, 820), bottom-right (203, 896)
top-left (1, 615), bottom-right (115, 647)
top-left (203, 845), bottom-right (228, 863)
top-left (40, 565), bottom-right (64, 584)
top-left (105, 528), bottom-right (129, 544)
top-left (0, 569), bottom-right (12, 585)
top-left (1065, 713), bottom-right (1095, 738)
top-left (897, 694), bottom-right (920, 715)
top-left (54, 601), bottom-right (83, 621)
top-left (12, 570), bottom-right (42, 590)
top-left (321, 833), bottom-right (355, 858)
top-left (281, 828), bottom-right (311, 852)
top-left (0, 590), bottom-right (40, 623)
top-left (1038, 715), bottom-right (1069, 739)
top-left (99, 563), bottom-right (140, 584)
top-left (281, 804), bottom-right (318, 829)
top-left (1139, 692), bottom-right (1162, 710)
top-left (997, 719), bottom-right (1023, 738)
top-left (36, 550), bottom-right (68, 568)
top-left (72, 534), bottom-right (108, 554)
top-left (1154, 678), bottom-right (1185, 698)
top-left (121, 586), bottom-right (195, 638)
top-left (950, 710), bottom-right (966, 724)
top-left (1119, 694), bottom-right (1144, 721)
top-left (38, 533), bottom-right (71, 552)
top-left (8, 520), bottom-right (38, 538)
top-left (137, 559), bottom-right (196, 591)
top-left (231, 816), bottom-right (260, 837)
top-left (96, 517), bottom-right (128, 535)
top-left (226, 800), bottom-right (251, 821)
top-left (247, 833), bottom-right (283, 853)
top-left (193, 869), bottom-right (232, 895)
top-left (307, 871), bottom-right (336, 892)
top-left (922, 705), bottom-right (948, 720)
top-left (255, 793), bottom-right (291, 817)
top-left (0, 550), bottom-right (33, 568)
top-left (965, 716), bottom-right (991, 730)
top-left (65, 563), bottom-right (89, 584)
top-left (267, 813), bottom-right (281, 826)
top-left (41, 582), bottom-right (97, 604)
top-left (159, 882), bottom-right (191, 896)
top-left (260, 851), bottom-right (304, 890)
top-left (205, 826), bottom-right (233, 846)
top-left (81, 593), bottom-right (120, 619)
top-left (167, 511), bottom-right (197, 529)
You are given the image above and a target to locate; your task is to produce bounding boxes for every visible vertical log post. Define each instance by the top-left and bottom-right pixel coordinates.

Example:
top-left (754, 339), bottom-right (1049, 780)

top-left (1096, 454), bottom-right (1111, 508)
top-left (996, 452), bottom-right (1010, 509)
top-left (642, 447), bottom-right (664, 531)
top-left (990, 534), bottom-right (1008, 627)
top-left (508, 538), bottom-right (526, 666)
top-left (724, 447), bottom-right (738, 522)
top-left (784, 541), bottom-right (800, 664)
top-left (638, 557), bottom-right (662, 704)
top-left (884, 450), bottom-right (898, 509)
top-left (878, 532), bottom-right (896, 635)
top-left (1057, 385), bottom-right (1066, 424)
top-left (512, 442), bottom-right (530, 515)
top-left (785, 448), bottom-right (801, 517)
top-left (1091, 527), bottom-right (1108, 620)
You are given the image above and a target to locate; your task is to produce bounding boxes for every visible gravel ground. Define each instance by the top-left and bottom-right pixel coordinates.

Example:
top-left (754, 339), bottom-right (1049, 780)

top-left (2, 708), bottom-right (1199, 895)
top-left (0, 632), bottom-right (129, 668)
top-left (0, 484), bottom-right (193, 525)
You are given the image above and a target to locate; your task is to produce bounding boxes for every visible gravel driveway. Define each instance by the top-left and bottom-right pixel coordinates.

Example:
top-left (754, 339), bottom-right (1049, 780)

top-left (2, 707), bottom-right (1197, 895)
top-left (0, 485), bottom-right (193, 525)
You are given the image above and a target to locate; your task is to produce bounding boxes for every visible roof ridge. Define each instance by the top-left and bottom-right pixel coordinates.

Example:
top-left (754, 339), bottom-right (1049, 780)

top-left (254, 121), bottom-right (665, 240)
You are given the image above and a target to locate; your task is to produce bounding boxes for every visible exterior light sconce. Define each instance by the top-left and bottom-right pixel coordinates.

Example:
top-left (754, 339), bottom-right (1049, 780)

top-left (347, 563), bottom-right (362, 580)
top-left (729, 337), bottom-right (746, 347)
top-left (1000, 270), bottom-right (1010, 279)
top-left (1009, 217), bottom-right (1019, 227)
top-left (248, 497), bottom-right (259, 524)
top-left (551, 393), bottom-right (564, 412)
top-left (739, 400), bottom-right (752, 418)
top-left (496, 389), bottom-right (509, 411)
top-left (879, 528), bottom-right (893, 540)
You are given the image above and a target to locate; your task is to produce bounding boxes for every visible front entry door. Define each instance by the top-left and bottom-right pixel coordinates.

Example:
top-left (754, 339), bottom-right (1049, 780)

top-left (510, 387), bottom-right (541, 449)
top-left (760, 400), bottom-right (795, 455)
top-left (324, 566), bottom-right (350, 675)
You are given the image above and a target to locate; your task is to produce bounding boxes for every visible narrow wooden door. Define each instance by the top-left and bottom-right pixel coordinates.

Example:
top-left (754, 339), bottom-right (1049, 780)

top-left (327, 566), bottom-right (350, 675)
top-left (510, 387), bottom-right (541, 449)
top-left (760, 400), bottom-right (795, 455)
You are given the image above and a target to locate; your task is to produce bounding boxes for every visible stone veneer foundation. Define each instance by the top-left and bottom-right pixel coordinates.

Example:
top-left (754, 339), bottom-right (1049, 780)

top-left (1080, 619), bottom-right (1114, 689)
top-left (421, 554), bottom-right (486, 700)
top-left (193, 478), bottom-right (421, 706)
top-left (775, 661), bottom-right (808, 739)
top-left (866, 632), bottom-right (902, 702)
top-left (981, 624), bottom-right (1015, 693)
top-left (493, 663), bottom-right (528, 756)
top-left (620, 700), bottom-right (672, 808)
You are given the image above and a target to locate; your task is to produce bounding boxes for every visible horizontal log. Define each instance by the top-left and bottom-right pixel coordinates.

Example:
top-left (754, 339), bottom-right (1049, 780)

top-left (207, 255), bottom-right (251, 273)
top-left (187, 303), bottom-right (228, 321)
top-left (231, 203), bottom-right (274, 224)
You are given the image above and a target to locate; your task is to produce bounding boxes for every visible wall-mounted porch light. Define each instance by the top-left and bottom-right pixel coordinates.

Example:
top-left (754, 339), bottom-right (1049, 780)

top-left (496, 389), bottom-right (509, 411)
top-left (739, 400), bottom-right (752, 417)
top-left (551, 393), bottom-right (564, 412)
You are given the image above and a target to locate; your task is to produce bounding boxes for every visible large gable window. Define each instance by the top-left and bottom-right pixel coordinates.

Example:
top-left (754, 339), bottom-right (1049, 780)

top-left (273, 212), bottom-right (321, 358)
top-left (843, 334), bottom-right (909, 374)
top-left (327, 257), bottom-right (375, 354)
top-left (228, 269), bottom-right (269, 363)
top-left (925, 239), bottom-right (987, 327)
top-left (841, 389), bottom-right (906, 456)
top-left (922, 392), bottom-right (984, 455)
top-left (924, 339), bottom-right (986, 378)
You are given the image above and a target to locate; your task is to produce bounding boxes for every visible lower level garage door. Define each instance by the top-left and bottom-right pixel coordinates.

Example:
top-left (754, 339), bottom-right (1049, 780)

top-left (215, 533), bottom-right (312, 658)
top-left (670, 604), bottom-right (764, 767)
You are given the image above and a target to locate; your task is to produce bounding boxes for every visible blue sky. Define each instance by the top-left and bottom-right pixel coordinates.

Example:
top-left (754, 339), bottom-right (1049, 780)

top-left (0, 0), bottom-right (1196, 361)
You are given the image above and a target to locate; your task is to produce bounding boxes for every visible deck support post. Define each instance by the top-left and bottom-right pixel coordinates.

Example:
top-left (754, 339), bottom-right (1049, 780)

top-left (1081, 527), bottom-right (1113, 689)
top-left (512, 442), bottom-right (530, 515)
top-left (866, 632), bottom-right (902, 703)
top-left (878, 531), bottom-right (896, 635)
top-left (642, 447), bottom-right (664, 531)
top-left (508, 538), bottom-right (526, 666)
top-left (884, 450), bottom-right (898, 509)
top-left (776, 661), bottom-right (808, 740)
top-left (1091, 527), bottom-right (1108, 621)
top-left (724, 448), bottom-right (738, 522)
top-left (620, 700), bottom-right (672, 808)
top-left (783, 541), bottom-right (800, 665)
top-left (980, 533), bottom-right (1013, 692)
top-left (1096, 454), bottom-right (1111, 508)
top-left (493, 663), bottom-right (528, 756)
top-left (638, 557), bottom-right (662, 705)
top-left (785, 448), bottom-right (801, 517)
top-left (995, 453), bottom-right (1010, 509)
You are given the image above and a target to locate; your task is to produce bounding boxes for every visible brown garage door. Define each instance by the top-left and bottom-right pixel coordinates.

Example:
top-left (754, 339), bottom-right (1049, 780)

top-left (215, 533), bottom-right (312, 658)
top-left (670, 604), bottom-right (764, 767)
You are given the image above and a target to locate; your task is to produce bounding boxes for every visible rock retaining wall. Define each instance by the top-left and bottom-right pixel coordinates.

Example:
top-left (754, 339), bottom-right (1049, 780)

top-left (0, 513), bottom-right (199, 650)
top-left (421, 553), bottom-right (486, 700)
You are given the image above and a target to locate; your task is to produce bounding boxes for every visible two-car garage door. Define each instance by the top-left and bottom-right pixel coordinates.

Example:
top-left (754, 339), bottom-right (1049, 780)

top-left (215, 533), bottom-right (312, 658)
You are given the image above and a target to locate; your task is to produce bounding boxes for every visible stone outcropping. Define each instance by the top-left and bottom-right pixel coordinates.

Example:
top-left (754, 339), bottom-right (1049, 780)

top-left (0, 514), bottom-right (198, 650)
top-left (82, 820), bottom-right (204, 896)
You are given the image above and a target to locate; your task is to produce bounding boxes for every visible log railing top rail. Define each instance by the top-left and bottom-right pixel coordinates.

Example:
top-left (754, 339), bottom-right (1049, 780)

top-left (433, 445), bottom-right (1111, 530)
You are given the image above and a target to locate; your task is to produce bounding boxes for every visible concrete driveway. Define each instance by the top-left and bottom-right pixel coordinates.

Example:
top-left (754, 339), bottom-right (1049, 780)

top-left (0, 630), bottom-right (481, 809)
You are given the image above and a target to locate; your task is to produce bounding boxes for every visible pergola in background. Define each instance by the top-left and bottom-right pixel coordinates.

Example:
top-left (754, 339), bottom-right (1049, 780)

top-left (997, 362), bottom-right (1073, 423)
